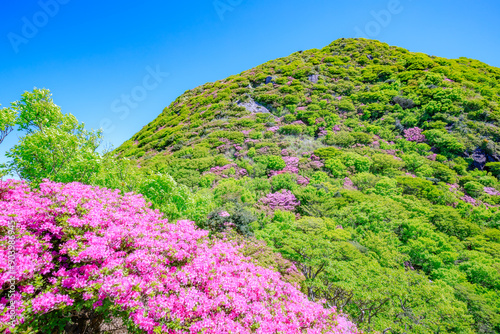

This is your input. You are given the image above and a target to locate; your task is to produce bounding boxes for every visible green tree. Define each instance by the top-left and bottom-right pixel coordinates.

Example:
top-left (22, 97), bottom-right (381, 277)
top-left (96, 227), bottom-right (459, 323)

top-left (5, 89), bottom-right (102, 184)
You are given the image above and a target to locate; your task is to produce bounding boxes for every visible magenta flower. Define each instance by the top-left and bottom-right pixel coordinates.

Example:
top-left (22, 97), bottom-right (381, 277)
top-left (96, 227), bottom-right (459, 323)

top-left (461, 195), bottom-right (477, 205)
top-left (404, 127), bottom-right (426, 142)
top-left (484, 187), bottom-right (500, 196)
top-left (0, 180), bottom-right (357, 334)
top-left (259, 190), bottom-right (300, 211)
top-left (343, 177), bottom-right (357, 190)
top-left (218, 211), bottom-right (230, 217)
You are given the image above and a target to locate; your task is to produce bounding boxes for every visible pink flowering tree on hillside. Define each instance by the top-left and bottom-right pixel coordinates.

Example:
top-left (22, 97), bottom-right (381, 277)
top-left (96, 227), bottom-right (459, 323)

top-left (0, 180), bottom-right (357, 334)
top-left (259, 190), bottom-right (300, 211)
top-left (403, 127), bottom-right (425, 143)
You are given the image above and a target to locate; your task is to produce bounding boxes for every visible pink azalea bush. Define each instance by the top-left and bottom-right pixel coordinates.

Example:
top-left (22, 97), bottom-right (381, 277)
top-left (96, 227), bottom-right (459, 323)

top-left (258, 190), bottom-right (300, 211)
top-left (269, 157), bottom-right (300, 177)
top-left (0, 180), bottom-right (357, 334)
top-left (403, 127), bottom-right (426, 143)
top-left (484, 187), bottom-right (500, 196)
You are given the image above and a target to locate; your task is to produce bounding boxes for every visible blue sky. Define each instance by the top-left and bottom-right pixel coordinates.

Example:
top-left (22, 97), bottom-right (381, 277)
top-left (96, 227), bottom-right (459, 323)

top-left (1, 0), bottom-right (499, 159)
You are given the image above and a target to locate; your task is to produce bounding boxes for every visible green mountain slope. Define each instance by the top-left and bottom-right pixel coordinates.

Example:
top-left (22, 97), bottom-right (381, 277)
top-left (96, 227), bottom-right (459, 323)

top-left (114, 38), bottom-right (500, 333)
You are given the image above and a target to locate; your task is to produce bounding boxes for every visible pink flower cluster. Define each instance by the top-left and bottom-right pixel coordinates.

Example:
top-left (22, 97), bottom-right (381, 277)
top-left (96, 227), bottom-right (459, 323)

top-left (245, 138), bottom-right (259, 143)
top-left (427, 154), bottom-right (437, 161)
top-left (209, 163), bottom-right (247, 179)
top-left (297, 175), bottom-right (310, 186)
top-left (333, 125), bottom-right (341, 132)
top-left (218, 211), bottom-right (231, 217)
top-left (258, 190), bottom-right (300, 211)
top-left (0, 180), bottom-right (357, 334)
top-left (343, 177), bottom-right (357, 190)
top-left (317, 127), bottom-right (327, 137)
top-left (403, 127), bottom-right (426, 143)
top-left (267, 126), bottom-right (280, 133)
top-left (268, 157), bottom-right (300, 177)
top-left (484, 187), bottom-right (500, 196)
top-left (461, 195), bottom-right (477, 205)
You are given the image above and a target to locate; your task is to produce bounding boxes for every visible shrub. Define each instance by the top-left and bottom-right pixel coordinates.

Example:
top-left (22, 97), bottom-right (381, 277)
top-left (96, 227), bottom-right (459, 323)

top-left (342, 152), bottom-right (372, 173)
top-left (352, 172), bottom-right (378, 191)
top-left (423, 129), bottom-right (465, 154)
top-left (258, 189), bottom-right (300, 211)
top-left (485, 162), bottom-right (500, 178)
top-left (0, 180), bottom-right (356, 333)
top-left (284, 95), bottom-right (300, 105)
top-left (247, 147), bottom-right (256, 157)
top-left (374, 177), bottom-right (399, 195)
top-left (266, 155), bottom-right (287, 171)
top-left (325, 131), bottom-right (355, 147)
top-left (310, 171), bottom-right (329, 184)
top-left (199, 173), bottom-right (216, 188)
top-left (206, 204), bottom-right (256, 236)
top-left (393, 96), bottom-right (416, 109)
top-left (404, 127), bottom-right (426, 142)
top-left (279, 124), bottom-right (303, 135)
top-left (271, 173), bottom-right (298, 191)
top-left (338, 99), bottom-right (356, 112)
top-left (283, 114), bottom-right (297, 123)
top-left (371, 154), bottom-right (404, 175)
top-left (314, 147), bottom-right (341, 160)
top-left (264, 130), bottom-right (274, 138)
top-left (325, 158), bottom-right (348, 178)
top-left (464, 181), bottom-right (484, 198)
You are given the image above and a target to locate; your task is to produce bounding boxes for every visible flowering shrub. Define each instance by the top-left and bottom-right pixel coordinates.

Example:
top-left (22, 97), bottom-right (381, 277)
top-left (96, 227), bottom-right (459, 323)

top-left (317, 127), bottom-right (327, 137)
top-left (297, 175), bottom-right (310, 186)
top-left (208, 163), bottom-right (247, 179)
top-left (461, 195), bottom-right (477, 205)
top-left (218, 210), bottom-right (230, 217)
top-left (269, 157), bottom-right (300, 177)
top-left (403, 127), bottom-right (426, 142)
top-left (258, 190), bottom-right (300, 211)
top-left (343, 177), bottom-right (358, 190)
top-left (484, 187), bottom-right (500, 196)
top-left (0, 180), bottom-right (357, 333)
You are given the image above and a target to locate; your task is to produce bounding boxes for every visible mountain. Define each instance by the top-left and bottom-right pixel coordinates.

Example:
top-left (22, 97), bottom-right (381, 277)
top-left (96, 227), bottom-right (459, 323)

top-left (114, 38), bottom-right (500, 333)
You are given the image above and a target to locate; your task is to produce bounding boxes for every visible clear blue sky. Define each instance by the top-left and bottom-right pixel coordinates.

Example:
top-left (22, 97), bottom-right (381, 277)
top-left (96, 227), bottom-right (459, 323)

top-left (1, 0), bottom-right (499, 158)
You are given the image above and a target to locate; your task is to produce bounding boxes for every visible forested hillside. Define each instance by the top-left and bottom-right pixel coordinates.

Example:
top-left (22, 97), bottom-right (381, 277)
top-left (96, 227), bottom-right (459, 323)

top-left (113, 38), bottom-right (500, 333)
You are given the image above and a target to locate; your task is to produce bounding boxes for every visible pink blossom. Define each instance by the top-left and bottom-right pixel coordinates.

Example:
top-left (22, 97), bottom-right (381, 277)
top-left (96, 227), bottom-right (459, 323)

top-left (0, 180), bottom-right (357, 334)
top-left (343, 177), bottom-right (357, 190)
top-left (259, 190), bottom-right (300, 211)
top-left (461, 195), bottom-right (477, 205)
top-left (404, 127), bottom-right (426, 143)
top-left (218, 211), bottom-right (230, 217)
top-left (484, 187), bottom-right (500, 196)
